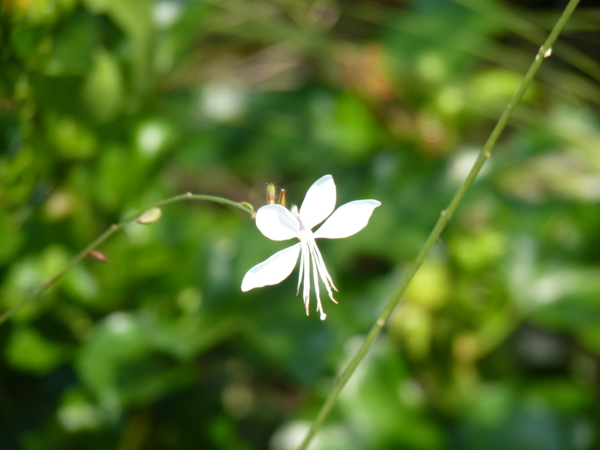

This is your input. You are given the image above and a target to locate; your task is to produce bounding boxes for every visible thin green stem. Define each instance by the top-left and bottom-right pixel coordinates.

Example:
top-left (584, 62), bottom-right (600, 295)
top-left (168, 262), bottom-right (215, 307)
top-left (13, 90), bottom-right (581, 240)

top-left (455, 0), bottom-right (600, 83)
top-left (297, 1), bottom-right (580, 448)
top-left (0, 194), bottom-right (254, 326)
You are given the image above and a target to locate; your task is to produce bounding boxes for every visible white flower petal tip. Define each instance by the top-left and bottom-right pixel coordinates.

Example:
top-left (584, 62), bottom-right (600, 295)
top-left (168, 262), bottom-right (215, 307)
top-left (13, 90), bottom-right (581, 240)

top-left (242, 175), bottom-right (380, 320)
top-left (300, 175), bottom-right (336, 230)
top-left (313, 199), bottom-right (381, 239)
top-left (241, 243), bottom-right (301, 291)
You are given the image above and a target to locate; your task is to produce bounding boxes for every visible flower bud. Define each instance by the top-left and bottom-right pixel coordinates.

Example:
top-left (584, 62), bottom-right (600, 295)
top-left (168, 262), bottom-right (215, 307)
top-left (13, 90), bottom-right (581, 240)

top-left (137, 207), bottom-right (162, 224)
top-left (277, 189), bottom-right (287, 207)
top-left (88, 250), bottom-right (109, 263)
top-left (266, 183), bottom-right (276, 204)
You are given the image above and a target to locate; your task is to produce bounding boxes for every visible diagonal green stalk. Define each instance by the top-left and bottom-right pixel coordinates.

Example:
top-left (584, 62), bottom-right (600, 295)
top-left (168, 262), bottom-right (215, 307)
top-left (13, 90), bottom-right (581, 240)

top-left (0, 194), bottom-right (254, 326)
top-left (297, 1), bottom-right (580, 448)
top-left (455, 0), bottom-right (600, 84)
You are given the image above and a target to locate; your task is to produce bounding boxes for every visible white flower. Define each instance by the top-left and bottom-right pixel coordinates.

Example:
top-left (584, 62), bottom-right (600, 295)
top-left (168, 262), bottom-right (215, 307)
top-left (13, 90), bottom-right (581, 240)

top-left (241, 175), bottom-right (381, 320)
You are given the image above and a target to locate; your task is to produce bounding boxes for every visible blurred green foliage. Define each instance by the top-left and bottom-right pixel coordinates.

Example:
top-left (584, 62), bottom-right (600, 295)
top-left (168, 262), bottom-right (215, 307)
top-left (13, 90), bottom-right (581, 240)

top-left (1, 0), bottom-right (600, 448)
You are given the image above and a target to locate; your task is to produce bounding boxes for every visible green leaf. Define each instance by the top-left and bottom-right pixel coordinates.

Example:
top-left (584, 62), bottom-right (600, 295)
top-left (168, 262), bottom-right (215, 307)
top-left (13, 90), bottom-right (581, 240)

top-left (0, 212), bottom-right (24, 264)
top-left (80, 49), bottom-right (125, 123)
top-left (42, 8), bottom-right (99, 75)
top-left (6, 326), bottom-right (64, 373)
top-left (10, 8), bottom-right (100, 75)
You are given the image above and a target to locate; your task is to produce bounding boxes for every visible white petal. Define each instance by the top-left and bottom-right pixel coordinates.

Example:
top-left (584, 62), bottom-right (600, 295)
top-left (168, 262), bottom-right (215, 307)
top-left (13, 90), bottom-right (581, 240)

top-left (241, 243), bottom-right (301, 291)
top-left (313, 199), bottom-right (381, 239)
top-left (299, 175), bottom-right (337, 230)
top-left (255, 204), bottom-right (300, 241)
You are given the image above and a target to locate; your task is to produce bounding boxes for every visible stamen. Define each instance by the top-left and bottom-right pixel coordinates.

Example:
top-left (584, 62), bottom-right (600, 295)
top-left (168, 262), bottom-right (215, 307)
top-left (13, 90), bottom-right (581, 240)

top-left (297, 244), bottom-right (304, 296)
top-left (302, 242), bottom-right (311, 315)
top-left (294, 214), bottom-right (338, 317)
top-left (310, 237), bottom-right (338, 292)
top-left (310, 253), bottom-right (326, 320)
top-left (308, 237), bottom-right (338, 304)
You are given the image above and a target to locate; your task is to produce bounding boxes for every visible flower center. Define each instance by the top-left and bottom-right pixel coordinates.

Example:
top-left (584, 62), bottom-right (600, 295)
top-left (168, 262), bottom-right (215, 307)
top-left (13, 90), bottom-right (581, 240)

top-left (291, 205), bottom-right (306, 233)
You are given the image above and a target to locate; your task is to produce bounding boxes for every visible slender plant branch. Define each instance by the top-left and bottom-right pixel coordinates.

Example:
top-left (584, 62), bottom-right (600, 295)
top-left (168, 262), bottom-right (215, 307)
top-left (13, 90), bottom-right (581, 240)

top-left (0, 194), bottom-right (254, 326)
top-left (455, 0), bottom-right (600, 84)
top-left (297, 1), bottom-right (580, 448)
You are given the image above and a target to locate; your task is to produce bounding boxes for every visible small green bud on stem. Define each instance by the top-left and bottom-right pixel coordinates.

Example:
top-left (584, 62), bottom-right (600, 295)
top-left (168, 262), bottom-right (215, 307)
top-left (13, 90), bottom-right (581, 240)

top-left (137, 207), bottom-right (162, 224)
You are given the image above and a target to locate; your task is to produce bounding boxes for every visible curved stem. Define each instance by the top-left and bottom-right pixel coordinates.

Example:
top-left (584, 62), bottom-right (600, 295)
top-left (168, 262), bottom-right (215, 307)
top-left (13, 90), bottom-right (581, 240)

top-left (0, 194), bottom-right (254, 326)
top-left (297, 1), bottom-right (580, 448)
